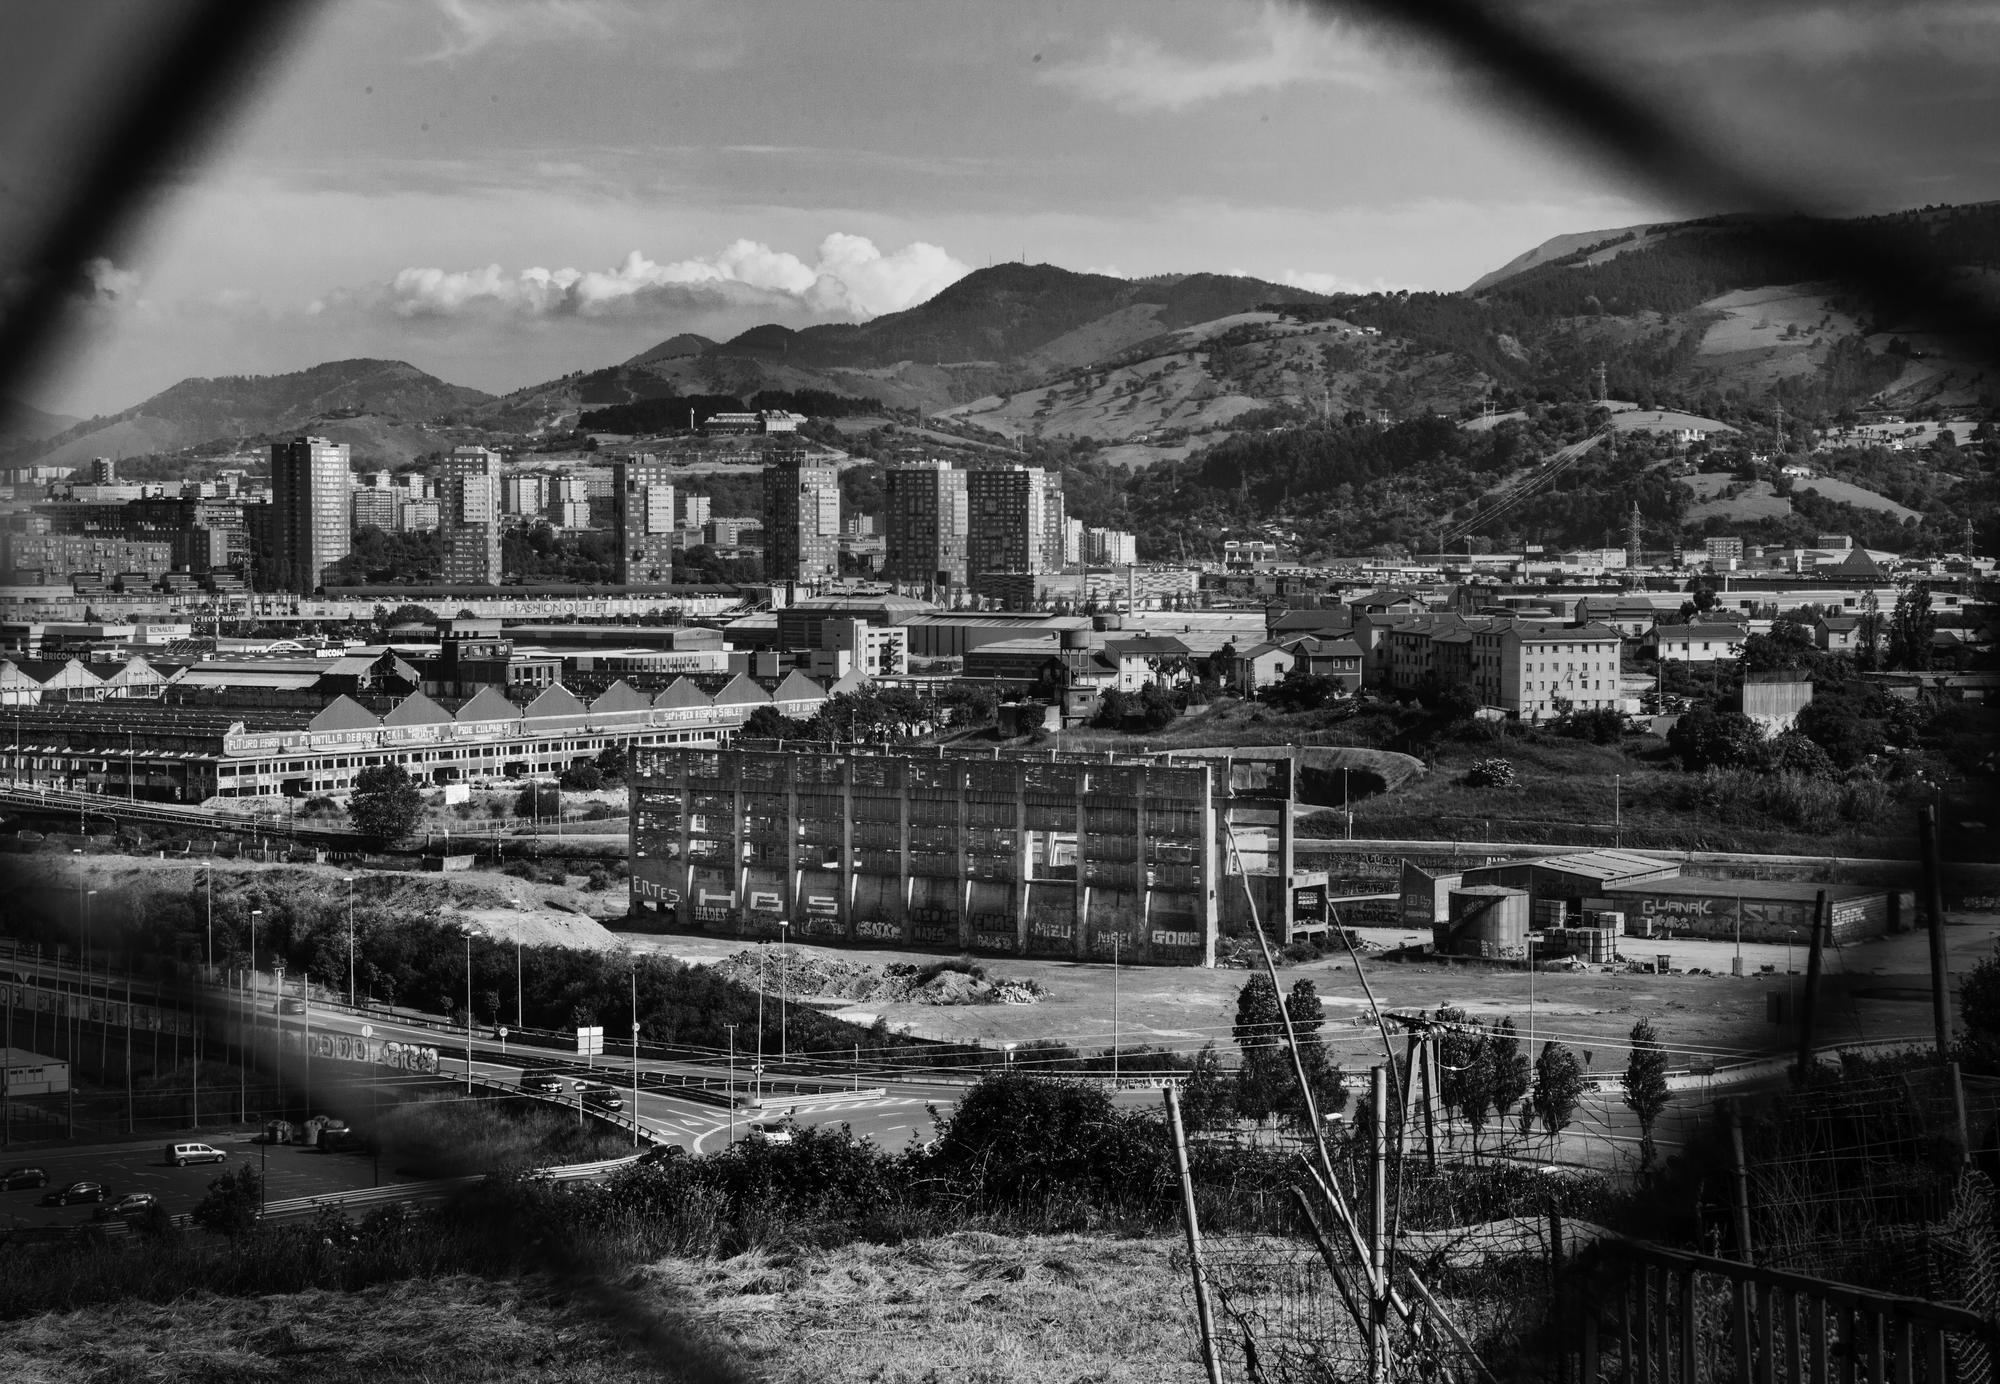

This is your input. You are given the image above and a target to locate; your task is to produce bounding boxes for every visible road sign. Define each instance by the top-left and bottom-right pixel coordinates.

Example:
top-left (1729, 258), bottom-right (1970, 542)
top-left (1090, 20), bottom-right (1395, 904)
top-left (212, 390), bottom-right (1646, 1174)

top-left (361, 1024), bottom-right (373, 1039)
top-left (576, 1025), bottom-right (605, 1056)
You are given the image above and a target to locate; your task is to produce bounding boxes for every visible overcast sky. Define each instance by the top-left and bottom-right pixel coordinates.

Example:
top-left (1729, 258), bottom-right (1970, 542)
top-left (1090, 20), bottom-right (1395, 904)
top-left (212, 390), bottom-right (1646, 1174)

top-left (6, 0), bottom-right (1998, 416)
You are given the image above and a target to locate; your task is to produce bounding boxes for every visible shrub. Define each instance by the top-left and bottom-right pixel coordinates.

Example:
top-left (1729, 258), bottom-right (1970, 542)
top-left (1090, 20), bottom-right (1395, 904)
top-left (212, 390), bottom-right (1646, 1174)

top-left (1465, 757), bottom-right (1516, 788)
top-left (1561, 707), bottom-right (1625, 744)
top-left (559, 763), bottom-right (604, 792)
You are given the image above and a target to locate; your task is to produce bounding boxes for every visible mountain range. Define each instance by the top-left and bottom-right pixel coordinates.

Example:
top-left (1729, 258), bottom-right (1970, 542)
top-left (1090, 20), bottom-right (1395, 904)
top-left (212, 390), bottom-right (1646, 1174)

top-left (11, 202), bottom-right (1997, 482)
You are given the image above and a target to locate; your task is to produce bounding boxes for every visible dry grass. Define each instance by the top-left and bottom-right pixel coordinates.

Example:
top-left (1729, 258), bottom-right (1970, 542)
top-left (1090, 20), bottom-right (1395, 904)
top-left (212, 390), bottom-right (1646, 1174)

top-left (0, 1235), bottom-right (1217, 1383)
top-left (0, 1273), bottom-right (701, 1384)
top-left (640, 1230), bottom-right (1211, 1384)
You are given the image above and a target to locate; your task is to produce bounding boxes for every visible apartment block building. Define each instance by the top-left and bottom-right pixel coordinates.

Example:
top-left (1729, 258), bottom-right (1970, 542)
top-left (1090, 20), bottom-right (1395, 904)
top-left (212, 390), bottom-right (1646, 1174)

top-left (439, 446), bottom-right (503, 585)
top-left (502, 474), bottom-right (547, 516)
top-left (966, 465), bottom-right (1052, 589)
top-left (269, 435), bottom-right (351, 593)
top-left (883, 459), bottom-right (968, 587)
top-left (1469, 621), bottom-right (1623, 718)
top-left (1039, 470), bottom-right (1067, 572)
top-left (761, 452), bottom-right (840, 583)
top-left (614, 453), bottom-right (678, 584)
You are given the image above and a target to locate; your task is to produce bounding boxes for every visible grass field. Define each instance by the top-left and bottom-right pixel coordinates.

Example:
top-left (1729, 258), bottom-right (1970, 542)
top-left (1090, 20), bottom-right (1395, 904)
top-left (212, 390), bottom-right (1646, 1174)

top-left (0, 1235), bottom-right (1221, 1384)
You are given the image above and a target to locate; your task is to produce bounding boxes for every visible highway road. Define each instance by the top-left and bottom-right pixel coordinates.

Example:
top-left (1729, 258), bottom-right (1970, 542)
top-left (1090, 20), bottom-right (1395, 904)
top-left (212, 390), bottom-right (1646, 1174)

top-left (0, 1134), bottom-right (386, 1233)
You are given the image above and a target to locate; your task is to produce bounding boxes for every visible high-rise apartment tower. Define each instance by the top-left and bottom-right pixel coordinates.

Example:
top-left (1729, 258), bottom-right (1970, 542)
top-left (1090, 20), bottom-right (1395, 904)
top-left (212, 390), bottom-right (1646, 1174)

top-left (439, 446), bottom-right (503, 585)
top-left (269, 435), bottom-right (351, 593)
top-left (883, 459), bottom-right (968, 587)
top-left (614, 453), bottom-right (678, 584)
top-left (761, 451), bottom-right (840, 584)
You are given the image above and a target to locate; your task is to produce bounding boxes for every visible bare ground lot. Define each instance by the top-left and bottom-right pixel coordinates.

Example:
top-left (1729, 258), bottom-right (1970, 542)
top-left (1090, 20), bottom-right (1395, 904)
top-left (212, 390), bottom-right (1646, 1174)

top-left (623, 917), bottom-right (2000, 1072)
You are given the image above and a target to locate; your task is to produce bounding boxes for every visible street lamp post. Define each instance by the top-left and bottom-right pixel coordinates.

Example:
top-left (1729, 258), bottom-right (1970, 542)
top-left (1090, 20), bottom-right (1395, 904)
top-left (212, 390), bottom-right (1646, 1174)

top-left (205, 857), bottom-right (214, 980)
top-left (341, 875), bottom-right (356, 1006)
top-left (85, 889), bottom-right (101, 1071)
top-left (725, 1022), bottom-right (738, 1144)
top-left (463, 930), bottom-right (474, 1098)
top-left (1111, 932), bottom-right (1120, 1091)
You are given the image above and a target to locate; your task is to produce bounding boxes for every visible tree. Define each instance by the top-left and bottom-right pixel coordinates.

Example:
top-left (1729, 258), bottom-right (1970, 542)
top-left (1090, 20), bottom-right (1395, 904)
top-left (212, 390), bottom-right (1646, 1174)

top-left (1532, 1041), bottom-right (1587, 1145)
top-left (1180, 1041), bottom-right (1233, 1133)
top-left (377, 602), bottom-right (439, 632)
top-left (1889, 582), bottom-right (1936, 670)
top-left (347, 764), bottom-right (423, 846)
top-left (1488, 1017), bottom-right (1531, 1142)
top-left (559, 762), bottom-right (604, 792)
top-left (515, 782), bottom-right (562, 820)
top-left (192, 1164), bottom-right (263, 1237)
top-left (1856, 589), bottom-right (1883, 671)
top-left (1282, 979), bottom-right (1348, 1133)
top-left (1621, 1018), bottom-right (1672, 1168)
top-left (594, 742), bottom-right (632, 782)
top-left (1231, 973), bottom-right (1288, 1124)
top-left (1957, 940), bottom-right (2000, 1074)
top-left (1434, 1006), bottom-right (1494, 1153)
top-left (1666, 707), bottom-right (1762, 771)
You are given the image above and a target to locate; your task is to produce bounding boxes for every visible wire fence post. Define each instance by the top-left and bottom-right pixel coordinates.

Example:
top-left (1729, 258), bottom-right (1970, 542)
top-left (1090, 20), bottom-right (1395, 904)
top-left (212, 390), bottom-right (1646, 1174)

top-left (1164, 1086), bottom-right (1225, 1384)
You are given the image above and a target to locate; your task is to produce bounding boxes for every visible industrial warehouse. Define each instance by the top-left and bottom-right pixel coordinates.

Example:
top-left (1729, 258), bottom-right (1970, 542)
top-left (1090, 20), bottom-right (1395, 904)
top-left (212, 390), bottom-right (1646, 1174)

top-left (0, 628), bottom-right (841, 804)
top-left (627, 744), bottom-right (1308, 965)
top-left (1409, 850), bottom-right (1912, 960)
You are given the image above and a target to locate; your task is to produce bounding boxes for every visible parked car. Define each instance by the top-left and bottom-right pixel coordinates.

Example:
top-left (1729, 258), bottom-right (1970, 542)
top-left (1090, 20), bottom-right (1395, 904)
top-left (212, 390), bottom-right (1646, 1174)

top-left (164, 1142), bottom-right (228, 1167)
top-left (0, 1166), bottom-right (50, 1191)
top-left (745, 1121), bottom-right (793, 1146)
top-left (42, 1181), bottom-right (107, 1206)
top-left (94, 1192), bottom-right (161, 1221)
top-left (520, 1073), bottom-right (566, 1094)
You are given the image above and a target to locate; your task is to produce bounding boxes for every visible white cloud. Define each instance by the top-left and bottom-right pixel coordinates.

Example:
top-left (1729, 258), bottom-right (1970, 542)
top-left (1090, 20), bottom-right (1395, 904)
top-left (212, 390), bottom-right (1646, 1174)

top-left (316, 234), bottom-right (972, 323)
top-left (83, 257), bottom-right (141, 303)
top-left (1041, 2), bottom-right (1380, 113)
top-left (416, 0), bottom-right (735, 66)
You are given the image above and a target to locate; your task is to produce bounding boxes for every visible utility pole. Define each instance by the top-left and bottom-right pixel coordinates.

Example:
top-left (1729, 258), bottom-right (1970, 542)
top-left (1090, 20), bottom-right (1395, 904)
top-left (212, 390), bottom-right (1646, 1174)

top-left (342, 875), bottom-right (356, 1006)
top-left (1921, 805), bottom-right (1952, 1063)
top-left (1111, 932), bottom-right (1120, 1090)
top-left (778, 919), bottom-right (788, 1063)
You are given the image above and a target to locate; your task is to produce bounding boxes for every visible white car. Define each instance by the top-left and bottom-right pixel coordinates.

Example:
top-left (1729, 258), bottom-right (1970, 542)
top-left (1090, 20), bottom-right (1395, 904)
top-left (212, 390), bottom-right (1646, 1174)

top-left (746, 1120), bottom-right (793, 1146)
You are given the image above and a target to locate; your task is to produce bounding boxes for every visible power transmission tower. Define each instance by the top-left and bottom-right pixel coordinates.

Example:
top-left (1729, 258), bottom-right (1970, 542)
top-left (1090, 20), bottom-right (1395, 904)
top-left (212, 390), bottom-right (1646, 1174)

top-left (1593, 361), bottom-right (1608, 403)
top-left (1627, 501), bottom-right (1643, 575)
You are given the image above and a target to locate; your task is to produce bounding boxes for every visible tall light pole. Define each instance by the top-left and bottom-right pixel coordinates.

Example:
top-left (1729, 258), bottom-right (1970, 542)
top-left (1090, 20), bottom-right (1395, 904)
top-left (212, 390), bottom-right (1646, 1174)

top-left (86, 889), bottom-right (101, 1071)
top-left (205, 857), bottom-right (214, 979)
top-left (463, 929), bottom-right (474, 1098)
top-left (242, 907), bottom-right (261, 1123)
top-left (755, 946), bottom-right (766, 1107)
top-left (725, 1023), bottom-right (738, 1144)
top-left (515, 938), bottom-right (523, 1032)
top-left (1111, 931), bottom-right (1120, 1091)
top-left (341, 875), bottom-right (356, 1006)
top-left (777, 919), bottom-right (788, 1063)
top-left (630, 963), bottom-right (640, 1148)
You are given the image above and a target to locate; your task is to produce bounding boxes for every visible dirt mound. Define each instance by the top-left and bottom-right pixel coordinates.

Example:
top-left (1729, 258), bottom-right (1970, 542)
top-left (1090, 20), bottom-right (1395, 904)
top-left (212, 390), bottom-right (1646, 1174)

top-left (705, 949), bottom-right (1047, 1007)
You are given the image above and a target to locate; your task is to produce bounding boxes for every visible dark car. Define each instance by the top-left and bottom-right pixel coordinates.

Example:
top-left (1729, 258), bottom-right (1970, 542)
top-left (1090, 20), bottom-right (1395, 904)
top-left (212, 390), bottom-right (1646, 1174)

top-left (42, 1181), bottom-right (107, 1207)
top-left (279, 998), bottom-right (307, 1015)
top-left (520, 1073), bottom-right (566, 1094)
top-left (0, 1166), bottom-right (50, 1191)
top-left (94, 1192), bottom-right (160, 1221)
top-left (580, 1086), bottom-right (625, 1112)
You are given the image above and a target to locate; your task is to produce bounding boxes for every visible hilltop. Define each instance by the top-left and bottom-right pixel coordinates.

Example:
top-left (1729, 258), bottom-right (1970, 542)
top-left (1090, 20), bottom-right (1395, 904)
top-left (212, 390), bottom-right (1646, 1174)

top-left (13, 359), bottom-right (495, 471)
